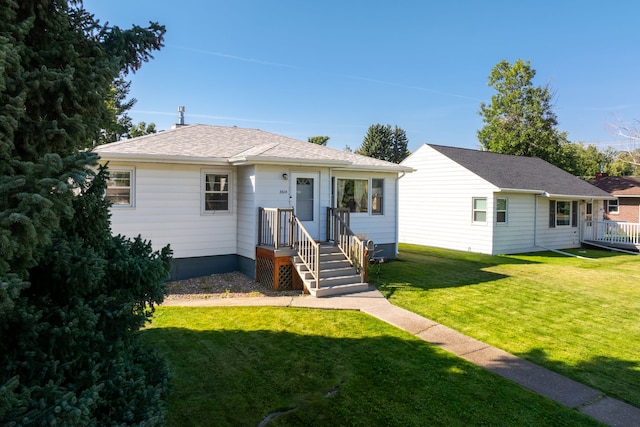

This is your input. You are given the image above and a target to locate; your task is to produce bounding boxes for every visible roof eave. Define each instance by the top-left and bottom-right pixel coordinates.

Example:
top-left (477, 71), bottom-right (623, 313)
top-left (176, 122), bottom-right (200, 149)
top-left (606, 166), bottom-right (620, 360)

top-left (539, 192), bottom-right (615, 200)
top-left (332, 165), bottom-right (415, 173)
top-left (96, 152), bottom-right (230, 166)
top-left (228, 156), bottom-right (350, 167)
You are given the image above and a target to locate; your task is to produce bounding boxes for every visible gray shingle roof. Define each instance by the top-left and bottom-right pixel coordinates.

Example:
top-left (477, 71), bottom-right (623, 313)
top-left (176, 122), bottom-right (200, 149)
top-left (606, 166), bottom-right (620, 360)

top-left (427, 144), bottom-right (612, 198)
top-left (94, 124), bottom-right (412, 172)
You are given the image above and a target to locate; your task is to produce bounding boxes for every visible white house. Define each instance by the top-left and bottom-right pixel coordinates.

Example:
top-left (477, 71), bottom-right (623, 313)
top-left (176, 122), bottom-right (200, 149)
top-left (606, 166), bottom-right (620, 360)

top-left (398, 144), bottom-right (613, 255)
top-left (94, 124), bottom-right (412, 295)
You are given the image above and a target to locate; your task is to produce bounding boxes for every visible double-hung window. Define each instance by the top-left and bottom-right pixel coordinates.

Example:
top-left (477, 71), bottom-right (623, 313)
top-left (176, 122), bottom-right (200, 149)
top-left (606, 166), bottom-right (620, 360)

top-left (106, 168), bottom-right (134, 207)
top-left (202, 171), bottom-right (230, 213)
top-left (606, 199), bottom-right (619, 214)
top-left (496, 197), bottom-right (508, 224)
top-left (472, 198), bottom-right (487, 223)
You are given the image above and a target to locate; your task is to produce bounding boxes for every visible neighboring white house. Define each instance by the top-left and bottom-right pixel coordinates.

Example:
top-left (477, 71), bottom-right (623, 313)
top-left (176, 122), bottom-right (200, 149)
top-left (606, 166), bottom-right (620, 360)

top-left (94, 124), bottom-right (413, 281)
top-left (398, 144), bottom-right (613, 255)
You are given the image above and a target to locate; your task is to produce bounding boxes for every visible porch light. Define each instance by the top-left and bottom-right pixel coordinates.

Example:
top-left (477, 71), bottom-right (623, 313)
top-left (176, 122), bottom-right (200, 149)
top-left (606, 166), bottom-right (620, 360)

top-left (282, 173), bottom-right (288, 180)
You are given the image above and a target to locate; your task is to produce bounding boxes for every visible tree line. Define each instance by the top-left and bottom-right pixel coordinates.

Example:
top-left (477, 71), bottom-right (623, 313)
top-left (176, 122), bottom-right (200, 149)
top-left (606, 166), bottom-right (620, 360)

top-left (314, 59), bottom-right (638, 177)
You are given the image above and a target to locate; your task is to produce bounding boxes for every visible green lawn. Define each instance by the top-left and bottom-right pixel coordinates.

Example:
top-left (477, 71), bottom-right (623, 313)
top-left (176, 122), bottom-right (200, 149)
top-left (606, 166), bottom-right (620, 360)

top-left (374, 244), bottom-right (640, 409)
top-left (142, 307), bottom-right (600, 426)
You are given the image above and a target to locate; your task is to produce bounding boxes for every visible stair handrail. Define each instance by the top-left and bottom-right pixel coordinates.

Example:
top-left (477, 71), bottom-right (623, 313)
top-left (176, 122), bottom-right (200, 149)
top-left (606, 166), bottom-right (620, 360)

top-left (328, 208), bottom-right (368, 283)
top-left (292, 215), bottom-right (320, 290)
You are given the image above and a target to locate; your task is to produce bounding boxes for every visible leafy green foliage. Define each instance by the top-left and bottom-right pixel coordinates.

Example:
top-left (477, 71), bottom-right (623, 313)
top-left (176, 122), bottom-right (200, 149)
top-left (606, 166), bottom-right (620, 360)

top-left (307, 135), bottom-right (330, 146)
top-left (556, 142), bottom-right (608, 178)
top-left (356, 124), bottom-right (410, 163)
top-left (129, 121), bottom-right (157, 138)
top-left (0, 1), bottom-right (171, 424)
top-left (478, 59), bottom-right (567, 166)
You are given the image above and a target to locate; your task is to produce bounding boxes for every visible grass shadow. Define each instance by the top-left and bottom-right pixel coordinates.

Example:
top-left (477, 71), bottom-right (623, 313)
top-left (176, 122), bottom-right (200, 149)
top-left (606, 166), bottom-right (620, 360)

top-left (518, 348), bottom-right (640, 409)
top-left (372, 245), bottom-right (538, 298)
top-left (141, 316), bottom-right (600, 426)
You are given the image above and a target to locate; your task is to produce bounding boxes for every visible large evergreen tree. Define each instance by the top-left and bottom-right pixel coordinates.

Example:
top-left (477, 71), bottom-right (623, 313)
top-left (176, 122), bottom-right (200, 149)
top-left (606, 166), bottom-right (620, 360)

top-left (0, 1), bottom-right (171, 424)
top-left (478, 59), bottom-right (567, 166)
top-left (356, 124), bottom-right (410, 163)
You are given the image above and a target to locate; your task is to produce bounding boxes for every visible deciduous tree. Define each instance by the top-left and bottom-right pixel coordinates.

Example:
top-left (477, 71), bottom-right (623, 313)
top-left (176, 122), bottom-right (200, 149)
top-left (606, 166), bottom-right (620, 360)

top-left (478, 59), bottom-right (567, 166)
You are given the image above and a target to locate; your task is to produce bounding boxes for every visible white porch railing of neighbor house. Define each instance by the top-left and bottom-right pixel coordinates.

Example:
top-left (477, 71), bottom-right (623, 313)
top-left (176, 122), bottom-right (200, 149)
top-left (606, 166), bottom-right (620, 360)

top-left (258, 207), bottom-right (294, 249)
top-left (327, 208), bottom-right (368, 284)
top-left (582, 220), bottom-right (640, 246)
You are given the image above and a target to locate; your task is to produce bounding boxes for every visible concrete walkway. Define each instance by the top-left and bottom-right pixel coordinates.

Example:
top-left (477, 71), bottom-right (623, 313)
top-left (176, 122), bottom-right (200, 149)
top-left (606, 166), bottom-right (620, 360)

top-left (163, 288), bottom-right (640, 427)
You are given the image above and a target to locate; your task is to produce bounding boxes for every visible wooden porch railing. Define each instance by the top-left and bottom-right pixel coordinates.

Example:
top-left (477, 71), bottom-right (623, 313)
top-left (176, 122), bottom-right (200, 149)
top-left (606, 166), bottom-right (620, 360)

top-left (258, 207), bottom-right (370, 290)
top-left (258, 207), bottom-right (294, 248)
top-left (582, 220), bottom-right (640, 246)
top-left (327, 208), bottom-right (368, 283)
top-left (292, 216), bottom-right (320, 290)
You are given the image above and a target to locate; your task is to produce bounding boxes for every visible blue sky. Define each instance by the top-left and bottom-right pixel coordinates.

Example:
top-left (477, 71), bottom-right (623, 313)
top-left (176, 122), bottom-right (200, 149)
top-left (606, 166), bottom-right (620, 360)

top-left (84, 0), bottom-right (640, 153)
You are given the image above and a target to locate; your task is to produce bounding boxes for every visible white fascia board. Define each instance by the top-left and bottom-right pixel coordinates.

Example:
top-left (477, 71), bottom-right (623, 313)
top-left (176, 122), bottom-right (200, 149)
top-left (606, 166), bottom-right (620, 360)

top-left (96, 152), bottom-right (229, 166)
top-left (331, 165), bottom-right (415, 173)
top-left (538, 192), bottom-right (616, 200)
top-left (228, 156), bottom-right (350, 167)
top-left (497, 188), bottom-right (545, 194)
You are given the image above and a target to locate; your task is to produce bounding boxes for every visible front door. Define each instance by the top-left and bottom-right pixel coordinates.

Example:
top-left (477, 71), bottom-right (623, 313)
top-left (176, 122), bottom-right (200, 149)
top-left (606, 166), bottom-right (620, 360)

top-left (291, 172), bottom-right (320, 239)
top-left (581, 201), bottom-right (595, 240)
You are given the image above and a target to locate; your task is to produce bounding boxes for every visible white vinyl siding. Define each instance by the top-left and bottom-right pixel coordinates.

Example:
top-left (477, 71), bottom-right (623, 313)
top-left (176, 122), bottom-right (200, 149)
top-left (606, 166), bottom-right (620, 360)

top-left (491, 193), bottom-right (537, 254)
top-left (399, 145), bottom-right (585, 255)
top-left (107, 162), bottom-right (237, 259)
top-left (535, 198), bottom-right (581, 249)
top-left (399, 145), bottom-right (495, 254)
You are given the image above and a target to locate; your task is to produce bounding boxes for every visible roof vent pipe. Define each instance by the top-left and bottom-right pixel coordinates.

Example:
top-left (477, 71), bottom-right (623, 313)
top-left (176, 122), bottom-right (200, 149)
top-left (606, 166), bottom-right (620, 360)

top-left (178, 106), bottom-right (185, 125)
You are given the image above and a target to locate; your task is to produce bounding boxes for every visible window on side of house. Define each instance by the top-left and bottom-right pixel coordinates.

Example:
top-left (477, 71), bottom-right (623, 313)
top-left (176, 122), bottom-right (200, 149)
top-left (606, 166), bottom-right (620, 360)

top-left (496, 197), bottom-right (507, 224)
top-left (472, 197), bottom-right (487, 223)
top-left (202, 171), bottom-right (230, 213)
top-left (606, 199), bottom-right (619, 214)
top-left (106, 169), bottom-right (134, 207)
top-left (372, 179), bottom-right (383, 215)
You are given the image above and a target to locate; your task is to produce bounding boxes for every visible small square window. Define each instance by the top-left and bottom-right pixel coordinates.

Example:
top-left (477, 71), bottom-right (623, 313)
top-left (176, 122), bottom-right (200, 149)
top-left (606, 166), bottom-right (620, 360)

top-left (106, 169), bottom-right (134, 207)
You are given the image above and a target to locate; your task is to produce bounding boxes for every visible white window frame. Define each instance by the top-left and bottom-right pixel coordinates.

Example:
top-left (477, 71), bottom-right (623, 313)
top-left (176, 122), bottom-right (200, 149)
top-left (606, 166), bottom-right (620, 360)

top-left (496, 197), bottom-right (508, 224)
top-left (335, 177), bottom-right (384, 216)
top-left (472, 197), bottom-right (487, 223)
top-left (201, 170), bottom-right (232, 215)
top-left (371, 178), bottom-right (384, 215)
top-left (106, 167), bottom-right (135, 208)
top-left (607, 199), bottom-right (619, 214)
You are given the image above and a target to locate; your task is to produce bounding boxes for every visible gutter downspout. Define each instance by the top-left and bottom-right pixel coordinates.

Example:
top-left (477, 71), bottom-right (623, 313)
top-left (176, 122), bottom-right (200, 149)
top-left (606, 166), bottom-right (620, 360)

top-left (395, 172), bottom-right (406, 256)
top-left (533, 194), bottom-right (538, 249)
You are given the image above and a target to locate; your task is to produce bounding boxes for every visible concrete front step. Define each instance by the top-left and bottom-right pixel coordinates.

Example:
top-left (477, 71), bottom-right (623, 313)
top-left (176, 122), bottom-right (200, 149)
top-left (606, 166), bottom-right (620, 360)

top-left (308, 282), bottom-right (370, 297)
